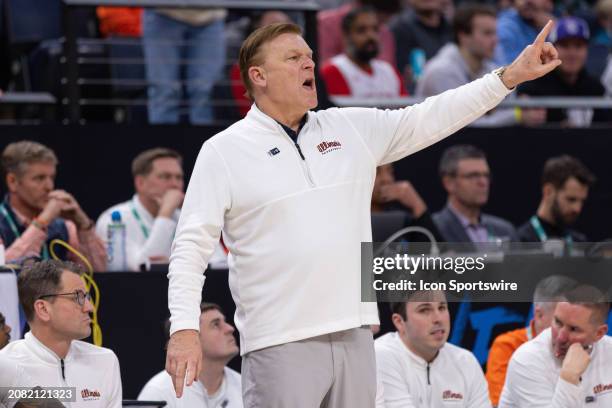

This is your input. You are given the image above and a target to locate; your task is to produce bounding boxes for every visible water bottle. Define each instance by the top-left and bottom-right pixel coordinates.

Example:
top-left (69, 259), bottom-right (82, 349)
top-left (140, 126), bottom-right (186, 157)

top-left (107, 211), bottom-right (127, 271)
top-left (409, 48), bottom-right (426, 82)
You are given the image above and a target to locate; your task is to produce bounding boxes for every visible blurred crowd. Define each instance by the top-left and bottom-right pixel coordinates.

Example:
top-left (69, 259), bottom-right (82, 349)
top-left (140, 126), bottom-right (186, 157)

top-left (1, 0), bottom-right (612, 125)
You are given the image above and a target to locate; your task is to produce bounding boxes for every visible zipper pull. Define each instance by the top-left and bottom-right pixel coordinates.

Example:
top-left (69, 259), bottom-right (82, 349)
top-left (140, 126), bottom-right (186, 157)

top-left (61, 359), bottom-right (66, 380)
top-left (294, 142), bottom-right (305, 160)
top-left (426, 363), bottom-right (430, 385)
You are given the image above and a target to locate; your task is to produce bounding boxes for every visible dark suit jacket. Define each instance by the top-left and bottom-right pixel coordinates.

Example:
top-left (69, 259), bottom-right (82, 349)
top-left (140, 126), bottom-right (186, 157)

top-left (432, 206), bottom-right (518, 243)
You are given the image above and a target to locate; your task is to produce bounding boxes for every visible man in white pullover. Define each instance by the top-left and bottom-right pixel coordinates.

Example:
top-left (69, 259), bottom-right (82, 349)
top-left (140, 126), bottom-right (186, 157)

top-left (499, 284), bottom-right (612, 408)
top-left (0, 260), bottom-right (122, 408)
top-left (376, 290), bottom-right (491, 408)
top-left (96, 148), bottom-right (186, 271)
top-left (138, 303), bottom-right (242, 408)
top-left (166, 20), bottom-right (561, 407)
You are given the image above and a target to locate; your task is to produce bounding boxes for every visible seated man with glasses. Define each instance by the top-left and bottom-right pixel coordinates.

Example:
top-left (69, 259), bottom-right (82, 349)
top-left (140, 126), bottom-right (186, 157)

top-left (432, 144), bottom-right (518, 245)
top-left (0, 260), bottom-right (122, 408)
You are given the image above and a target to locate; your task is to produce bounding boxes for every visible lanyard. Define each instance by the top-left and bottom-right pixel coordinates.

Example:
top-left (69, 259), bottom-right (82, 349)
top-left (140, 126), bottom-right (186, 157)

top-left (130, 201), bottom-right (149, 239)
top-left (0, 203), bottom-right (50, 259)
top-left (530, 215), bottom-right (573, 246)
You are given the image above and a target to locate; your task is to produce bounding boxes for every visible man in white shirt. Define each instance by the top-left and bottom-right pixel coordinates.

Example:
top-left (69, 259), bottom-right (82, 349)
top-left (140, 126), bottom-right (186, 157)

top-left (0, 354), bottom-right (33, 408)
top-left (166, 20), bottom-right (561, 408)
top-left (0, 260), bottom-right (122, 408)
top-left (96, 148), bottom-right (184, 271)
top-left (138, 303), bottom-right (241, 408)
top-left (499, 284), bottom-right (612, 408)
top-left (375, 290), bottom-right (491, 408)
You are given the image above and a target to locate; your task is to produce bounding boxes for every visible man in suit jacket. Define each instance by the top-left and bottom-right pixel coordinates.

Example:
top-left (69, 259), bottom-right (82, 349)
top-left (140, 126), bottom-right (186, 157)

top-left (432, 144), bottom-right (517, 244)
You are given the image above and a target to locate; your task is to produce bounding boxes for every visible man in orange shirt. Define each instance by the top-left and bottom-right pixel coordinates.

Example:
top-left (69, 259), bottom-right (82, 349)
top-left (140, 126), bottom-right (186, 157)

top-left (485, 275), bottom-right (575, 406)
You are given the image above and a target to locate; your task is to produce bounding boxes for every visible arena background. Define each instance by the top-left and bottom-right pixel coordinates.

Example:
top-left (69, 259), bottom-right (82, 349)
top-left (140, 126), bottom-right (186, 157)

top-left (2, 124), bottom-right (611, 397)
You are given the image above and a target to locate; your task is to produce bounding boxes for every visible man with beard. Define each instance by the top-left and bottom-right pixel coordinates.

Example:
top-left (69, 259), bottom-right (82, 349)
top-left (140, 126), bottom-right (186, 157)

top-left (321, 6), bottom-right (407, 97)
top-left (499, 285), bottom-right (612, 407)
top-left (496, 0), bottom-right (555, 64)
top-left (375, 290), bottom-right (491, 408)
top-left (518, 155), bottom-right (595, 243)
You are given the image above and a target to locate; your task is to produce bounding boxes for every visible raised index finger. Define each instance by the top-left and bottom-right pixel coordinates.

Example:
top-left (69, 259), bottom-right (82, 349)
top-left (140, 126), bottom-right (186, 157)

top-left (533, 20), bottom-right (554, 45)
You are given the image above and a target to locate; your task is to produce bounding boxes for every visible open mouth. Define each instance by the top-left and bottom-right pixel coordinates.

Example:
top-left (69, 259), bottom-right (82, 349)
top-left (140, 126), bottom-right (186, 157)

top-left (430, 328), bottom-right (445, 337)
top-left (302, 78), bottom-right (314, 90)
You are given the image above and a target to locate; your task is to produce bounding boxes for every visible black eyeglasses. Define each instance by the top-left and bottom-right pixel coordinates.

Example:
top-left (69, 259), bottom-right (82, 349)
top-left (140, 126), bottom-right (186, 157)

top-left (38, 290), bottom-right (92, 307)
top-left (455, 171), bottom-right (492, 181)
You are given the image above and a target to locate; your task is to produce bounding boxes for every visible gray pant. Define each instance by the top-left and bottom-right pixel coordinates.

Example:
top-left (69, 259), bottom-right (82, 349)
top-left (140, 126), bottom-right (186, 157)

top-left (242, 327), bottom-right (376, 408)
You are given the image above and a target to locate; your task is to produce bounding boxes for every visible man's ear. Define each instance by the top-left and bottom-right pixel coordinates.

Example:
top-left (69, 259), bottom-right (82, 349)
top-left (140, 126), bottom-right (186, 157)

top-left (441, 175), bottom-right (454, 194)
top-left (391, 312), bottom-right (406, 333)
top-left (33, 299), bottom-right (52, 323)
top-left (594, 323), bottom-right (608, 342)
top-left (134, 175), bottom-right (145, 192)
top-left (6, 172), bottom-right (18, 193)
top-left (249, 66), bottom-right (267, 89)
top-left (542, 183), bottom-right (555, 200)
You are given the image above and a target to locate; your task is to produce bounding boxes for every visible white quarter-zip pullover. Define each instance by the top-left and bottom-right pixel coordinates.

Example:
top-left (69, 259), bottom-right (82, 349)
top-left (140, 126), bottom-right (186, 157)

top-left (375, 332), bottom-right (491, 408)
top-left (168, 73), bottom-right (512, 354)
top-left (499, 328), bottom-right (612, 408)
top-left (0, 332), bottom-right (122, 408)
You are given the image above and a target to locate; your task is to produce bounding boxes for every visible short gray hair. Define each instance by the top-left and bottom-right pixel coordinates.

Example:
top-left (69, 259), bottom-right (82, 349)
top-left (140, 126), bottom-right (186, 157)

top-left (438, 144), bottom-right (486, 178)
top-left (533, 275), bottom-right (577, 311)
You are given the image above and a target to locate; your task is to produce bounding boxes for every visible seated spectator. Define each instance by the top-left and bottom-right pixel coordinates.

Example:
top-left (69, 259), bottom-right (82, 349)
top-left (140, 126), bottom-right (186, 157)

top-left (0, 141), bottom-right (106, 270)
top-left (417, 3), bottom-right (539, 127)
top-left (138, 302), bottom-right (241, 408)
top-left (485, 275), bottom-right (576, 407)
top-left (499, 285), bottom-right (611, 407)
top-left (518, 155), bottom-right (595, 243)
top-left (390, 0), bottom-right (452, 88)
top-left (432, 145), bottom-right (518, 243)
top-left (96, 148), bottom-right (226, 271)
top-left (0, 312), bottom-right (11, 349)
top-left (518, 17), bottom-right (612, 127)
top-left (371, 164), bottom-right (442, 241)
top-left (0, 260), bottom-right (122, 407)
top-left (96, 7), bottom-right (143, 38)
top-left (417, 4), bottom-right (498, 97)
top-left (143, 8), bottom-right (227, 124)
top-left (321, 6), bottom-right (407, 97)
top-left (496, 0), bottom-right (554, 64)
top-left (318, 0), bottom-right (399, 66)
top-left (376, 290), bottom-right (491, 407)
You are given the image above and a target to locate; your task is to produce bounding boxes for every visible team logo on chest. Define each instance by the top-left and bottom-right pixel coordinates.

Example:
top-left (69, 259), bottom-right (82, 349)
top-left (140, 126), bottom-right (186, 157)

top-left (316, 140), bottom-right (342, 155)
top-left (442, 390), bottom-right (463, 401)
top-left (81, 388), bottom-right (102, 401)
top-left (594, 383), bottom-right (612, 396)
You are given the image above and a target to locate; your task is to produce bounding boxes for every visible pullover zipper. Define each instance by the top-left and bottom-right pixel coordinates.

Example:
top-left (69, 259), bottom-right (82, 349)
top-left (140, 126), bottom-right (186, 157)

top-left (279, 129), bottom-right (315, 187)
top-left (426, 363), bottom-right (431, 385)
top-left (61, 359), bottom-right (66, 379)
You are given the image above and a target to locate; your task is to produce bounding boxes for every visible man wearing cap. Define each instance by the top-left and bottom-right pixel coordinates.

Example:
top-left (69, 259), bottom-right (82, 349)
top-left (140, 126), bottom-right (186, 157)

top-left (518, 16), bottom-right (612, 127)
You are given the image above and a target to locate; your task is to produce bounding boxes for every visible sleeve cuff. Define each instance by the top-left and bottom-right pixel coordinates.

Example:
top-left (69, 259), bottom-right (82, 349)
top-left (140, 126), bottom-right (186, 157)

top-left (169, 319), bottom-right (200, 336)
top-left (554, 377), bottom-right (584, 407)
